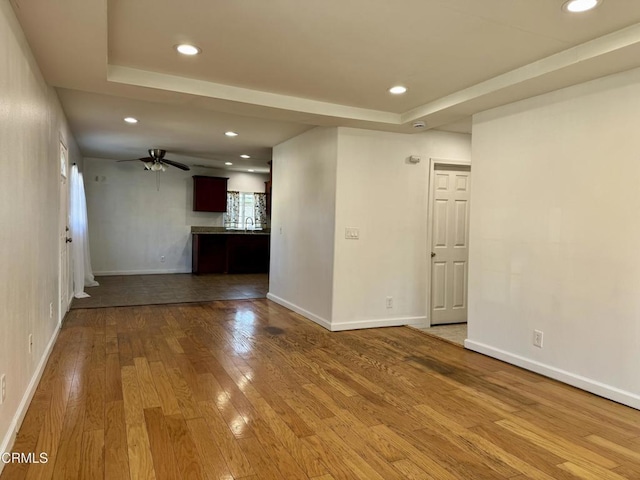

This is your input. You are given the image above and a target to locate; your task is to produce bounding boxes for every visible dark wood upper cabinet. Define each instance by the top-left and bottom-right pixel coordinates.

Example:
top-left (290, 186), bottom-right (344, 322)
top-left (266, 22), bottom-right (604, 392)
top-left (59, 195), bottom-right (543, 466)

top-left (193, 176), bottom-right (228, 212)
top-left (265, 160), bottom-right (272, 215)
top-left (265, 180), bottom-right (272, 216)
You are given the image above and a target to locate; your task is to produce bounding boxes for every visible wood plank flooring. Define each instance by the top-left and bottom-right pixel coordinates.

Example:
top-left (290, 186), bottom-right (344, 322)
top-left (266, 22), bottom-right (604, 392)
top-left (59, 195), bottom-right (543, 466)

top-left (3, 299), bottom-right (640, 479)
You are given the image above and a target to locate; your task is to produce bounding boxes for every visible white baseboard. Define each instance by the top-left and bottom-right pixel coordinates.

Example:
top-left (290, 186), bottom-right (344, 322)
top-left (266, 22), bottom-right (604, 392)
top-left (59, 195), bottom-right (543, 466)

top-left (266, 293), bottom-right (425, 332)
top-left (266, 293), bottom-right (332, 330)
top-left (464, 340), bottom-right (640, 411)
top-left (93, 268), bottom-right (191, 276)
top-left (0, 326), bottom-right (60, 476)
top-left (330, 316), bottom-right (426, 332)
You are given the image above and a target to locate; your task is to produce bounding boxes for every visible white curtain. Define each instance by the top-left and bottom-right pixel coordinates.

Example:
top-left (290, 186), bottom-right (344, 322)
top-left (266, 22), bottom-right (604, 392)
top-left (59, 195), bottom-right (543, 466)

top-left (70, 165), bottom-right (99, 298)
top-left (225, 191), bottom-right (241, 229)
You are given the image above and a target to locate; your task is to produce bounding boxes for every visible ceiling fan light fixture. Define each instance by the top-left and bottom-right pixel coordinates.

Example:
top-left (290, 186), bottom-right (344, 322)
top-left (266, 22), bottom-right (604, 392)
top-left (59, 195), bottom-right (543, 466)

top-left (562, 0), bottom-right (601, 13)
top-left (124, 117), bottom-right (138, 124)
top-left (120, 149), bottom-right (190, 172)
top-left (175, 44), bottom-right (201, 55)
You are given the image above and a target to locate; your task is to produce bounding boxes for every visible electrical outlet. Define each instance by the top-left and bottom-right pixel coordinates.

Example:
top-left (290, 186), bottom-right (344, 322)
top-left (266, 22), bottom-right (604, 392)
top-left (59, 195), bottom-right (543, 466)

top-left (1, 374), bottom-right (6, 404)
top-left (29, 334), bottom-right (33, 354)
top-left (533, 330), bottom-right (544, 348)
top-left (49, 302), bottom-right (53, 319)
top-left (160, 256), bottom-right (166, 263)
top-left (386, 296), bottom-right (393, 309)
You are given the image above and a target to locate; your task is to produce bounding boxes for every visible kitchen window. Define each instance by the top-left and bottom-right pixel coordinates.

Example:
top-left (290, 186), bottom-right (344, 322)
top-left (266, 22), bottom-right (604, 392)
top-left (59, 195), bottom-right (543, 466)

top-left (225, 191), bottom-right (267, 229)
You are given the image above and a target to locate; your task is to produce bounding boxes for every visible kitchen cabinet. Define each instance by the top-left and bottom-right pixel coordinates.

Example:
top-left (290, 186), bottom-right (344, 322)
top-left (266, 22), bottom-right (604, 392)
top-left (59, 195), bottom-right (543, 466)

top-left (227, 235), bottom-right (270, 273)
top-left (193, 176), bottom-right (228, 212)
top-left (192, 233), bottom-right (228, 274)
top-left (266, 161), bottom-right (272, 215)
top-left (192, 232), bottom-right (270, 274)
top-left (265, 180), bottom-right (272, 216)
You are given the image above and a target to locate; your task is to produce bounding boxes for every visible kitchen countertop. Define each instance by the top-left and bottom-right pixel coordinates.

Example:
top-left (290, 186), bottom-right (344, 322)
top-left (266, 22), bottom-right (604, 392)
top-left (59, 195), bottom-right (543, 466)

top-left (191, 226), bottom-right (270, 235)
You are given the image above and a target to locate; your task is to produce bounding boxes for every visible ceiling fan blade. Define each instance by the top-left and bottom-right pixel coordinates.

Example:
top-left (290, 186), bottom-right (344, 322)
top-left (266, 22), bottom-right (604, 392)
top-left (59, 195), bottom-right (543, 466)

top-left (161, 158), bottom-right (191, 171)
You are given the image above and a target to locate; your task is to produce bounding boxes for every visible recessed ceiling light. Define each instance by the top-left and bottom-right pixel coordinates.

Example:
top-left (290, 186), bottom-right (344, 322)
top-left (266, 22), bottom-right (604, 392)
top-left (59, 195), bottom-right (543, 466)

top-left (248, 169), bottom-right (255, 172)
top-left (225, 131), bottom-right (238, 137)
top-left (562, 0), bottom-right (601, 13)
top-left (389, 86), bottom-right (407, 95)
top-left (240, 154), bottom-right (251, 159)
top-left (175, 44), bottom-right (201, 55)
top-left (225, 162), bottom-right (233, 166)
top-left (124, 117), bottom-right (138, 124)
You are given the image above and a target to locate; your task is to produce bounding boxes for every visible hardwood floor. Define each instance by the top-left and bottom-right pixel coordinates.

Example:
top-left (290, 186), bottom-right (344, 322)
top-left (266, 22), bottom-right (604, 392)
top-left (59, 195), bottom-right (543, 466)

top-left (3, 299), bottom-right (640, 479)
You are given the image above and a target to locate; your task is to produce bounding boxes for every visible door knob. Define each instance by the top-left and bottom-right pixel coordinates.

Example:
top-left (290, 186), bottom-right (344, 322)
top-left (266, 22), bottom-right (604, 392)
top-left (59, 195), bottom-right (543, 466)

top-left (431, 252), bottom-right (436, 258)
top-left (65, 237), bottom-right (73, 243)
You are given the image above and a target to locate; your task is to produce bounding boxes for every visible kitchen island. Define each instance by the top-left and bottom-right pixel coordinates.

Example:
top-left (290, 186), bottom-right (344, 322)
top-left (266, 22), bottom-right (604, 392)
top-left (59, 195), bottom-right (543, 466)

top-left (191, 227), bottom-right (270, 274)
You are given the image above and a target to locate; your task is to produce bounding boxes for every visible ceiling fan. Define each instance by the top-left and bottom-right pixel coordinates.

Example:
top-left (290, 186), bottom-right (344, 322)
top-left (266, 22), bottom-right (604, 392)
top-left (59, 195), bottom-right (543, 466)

top-left (118, 149), bottom-right (190, 171)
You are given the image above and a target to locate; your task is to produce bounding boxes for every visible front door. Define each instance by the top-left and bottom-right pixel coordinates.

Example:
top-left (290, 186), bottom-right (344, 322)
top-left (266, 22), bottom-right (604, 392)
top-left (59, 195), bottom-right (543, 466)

top-left (430, 166), bottom-right (471, 325)
top-left (59, 141), bottom-right (70, 326)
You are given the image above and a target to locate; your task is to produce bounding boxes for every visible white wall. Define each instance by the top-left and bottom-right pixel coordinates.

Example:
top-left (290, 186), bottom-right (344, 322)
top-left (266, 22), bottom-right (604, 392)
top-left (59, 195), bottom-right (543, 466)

top-left (84, 159), bottom-right (269, 275)
top-left (467, 67), bottom-right (640, 409)
top-left (0, 1), bottom-right (81, 466)
top-left (332, 128), bottom-right (471, 330)
top-left (268, 127), bottom-right (338, 327)
top-left (268, 126), bottom-right (471, 331)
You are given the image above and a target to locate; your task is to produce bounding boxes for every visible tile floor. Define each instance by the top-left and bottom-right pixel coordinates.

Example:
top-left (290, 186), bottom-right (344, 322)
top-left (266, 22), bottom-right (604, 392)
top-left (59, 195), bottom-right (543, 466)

top-left (414, 322), bottom-right (467, 346)
top-left (71, 273), bottom-right (269, 309)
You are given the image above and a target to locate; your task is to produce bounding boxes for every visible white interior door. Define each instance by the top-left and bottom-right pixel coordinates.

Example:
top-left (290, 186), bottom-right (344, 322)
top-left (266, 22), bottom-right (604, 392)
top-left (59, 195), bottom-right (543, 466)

top-left (430, 166), bottom-right (470, 325)
top-left (59, 141), bottom-right (70, 325)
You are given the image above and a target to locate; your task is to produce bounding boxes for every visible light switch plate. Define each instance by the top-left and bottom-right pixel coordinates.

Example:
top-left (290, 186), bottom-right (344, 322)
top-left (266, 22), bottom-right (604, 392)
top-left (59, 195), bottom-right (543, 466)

top-left (345, 227), bottom-right (359, 239)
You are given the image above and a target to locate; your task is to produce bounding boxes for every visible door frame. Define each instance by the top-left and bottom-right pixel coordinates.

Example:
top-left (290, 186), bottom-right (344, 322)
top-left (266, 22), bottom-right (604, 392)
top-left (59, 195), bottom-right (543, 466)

top-left (424, 157), bottom-right (472, 328)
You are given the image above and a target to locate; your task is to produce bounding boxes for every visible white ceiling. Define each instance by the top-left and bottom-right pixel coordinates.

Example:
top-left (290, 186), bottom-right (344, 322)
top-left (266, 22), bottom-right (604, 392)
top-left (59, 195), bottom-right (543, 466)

top-left (10, 0), bottom-right (640, 170)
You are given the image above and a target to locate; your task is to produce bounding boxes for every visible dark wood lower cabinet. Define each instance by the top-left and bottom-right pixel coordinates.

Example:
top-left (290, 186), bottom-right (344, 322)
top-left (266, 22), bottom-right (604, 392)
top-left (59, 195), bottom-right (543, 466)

top-left (226, 235), bottom-right (271, 273)
top-left (192, 234), bottom-right (228, 274)
top-left (192, 234), bottom-right (270, 274)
